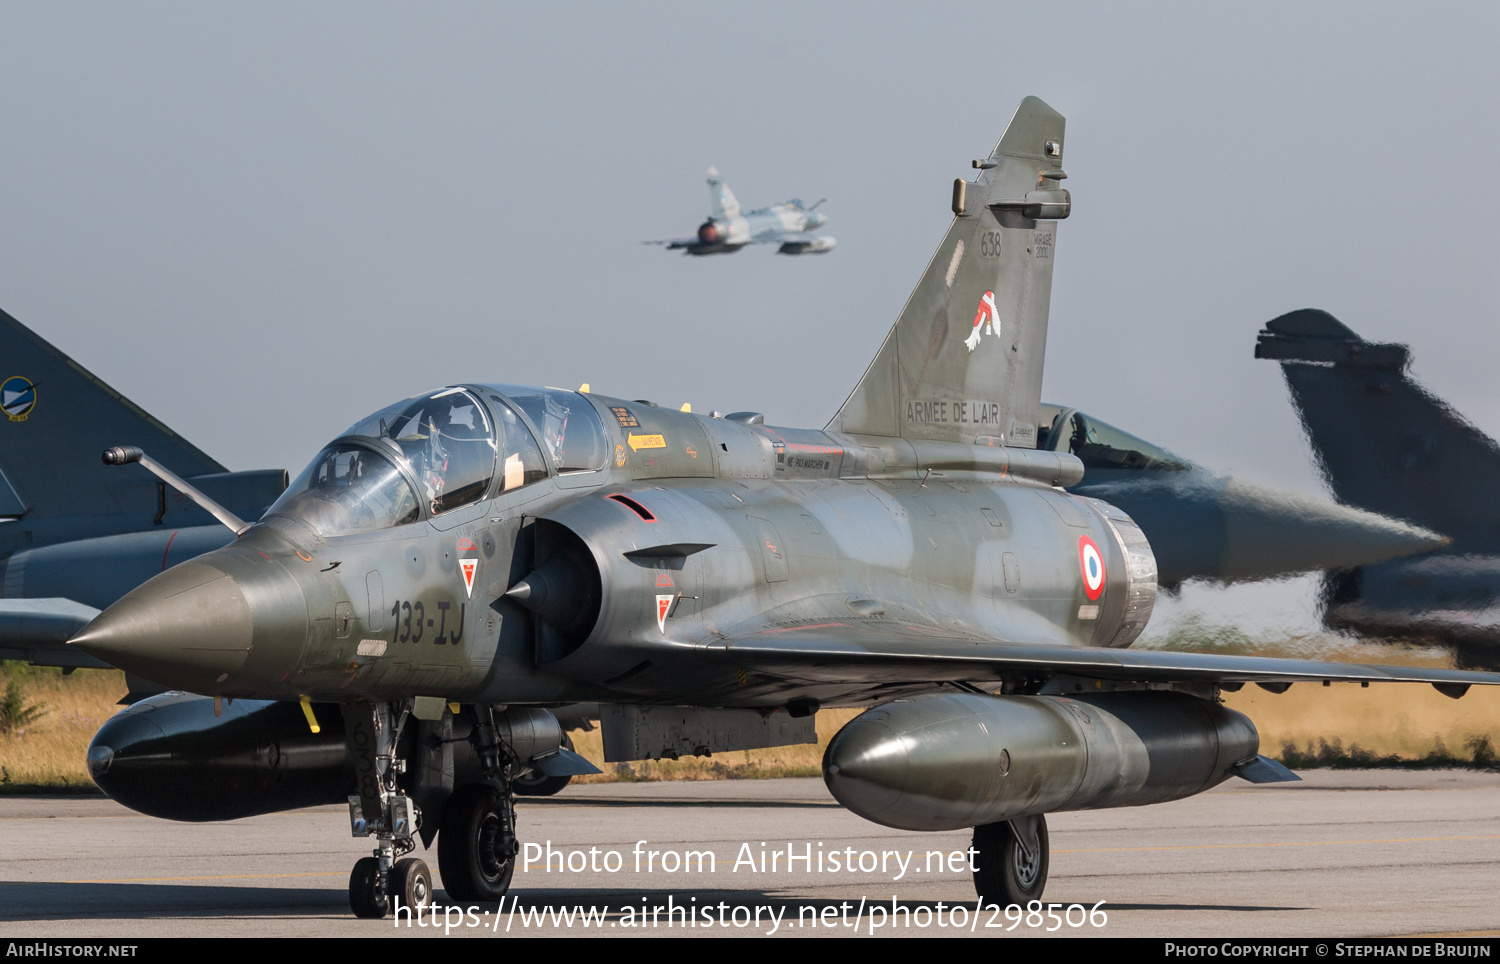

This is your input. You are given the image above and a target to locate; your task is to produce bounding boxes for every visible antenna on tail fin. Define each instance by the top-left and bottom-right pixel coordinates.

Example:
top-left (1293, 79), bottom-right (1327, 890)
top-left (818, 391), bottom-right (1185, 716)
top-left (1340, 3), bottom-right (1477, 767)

top-left (829, 96), bottom-right (1069, 449)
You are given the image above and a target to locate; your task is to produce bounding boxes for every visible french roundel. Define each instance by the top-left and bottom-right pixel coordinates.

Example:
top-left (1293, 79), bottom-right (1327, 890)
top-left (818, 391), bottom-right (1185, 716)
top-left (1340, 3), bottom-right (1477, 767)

top-left (1078, 535), bottom-right (1105, 601)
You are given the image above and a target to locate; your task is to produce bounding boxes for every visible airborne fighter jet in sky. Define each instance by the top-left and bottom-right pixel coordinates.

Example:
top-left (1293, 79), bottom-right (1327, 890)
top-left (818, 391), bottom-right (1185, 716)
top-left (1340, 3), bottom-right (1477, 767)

top-left (67, 99), bottom-right (1500, 918)
top-left (1257, 309), bottom-right (1500, 667)
top-left (648, 167), bottom-right (834, 255)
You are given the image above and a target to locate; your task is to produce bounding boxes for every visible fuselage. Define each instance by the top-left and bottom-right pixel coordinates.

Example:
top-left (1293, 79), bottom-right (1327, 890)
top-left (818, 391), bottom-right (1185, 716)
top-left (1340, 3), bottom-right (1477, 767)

top-left (693, 203), bottom-right (833, 254)
top-left (72, 386), bottom-right (1153, 709)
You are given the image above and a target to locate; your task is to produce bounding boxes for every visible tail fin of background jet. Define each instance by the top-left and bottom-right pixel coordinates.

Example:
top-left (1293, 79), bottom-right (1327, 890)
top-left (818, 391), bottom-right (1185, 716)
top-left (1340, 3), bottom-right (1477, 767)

top-left (829, 96), bottom-right (1069, 448)
top-left (1256, 308), bottom-right (1500, 552)
top-left (706, 167), bottom-right (741, 219)
top-left (0, 306), bottom-right (284, 537)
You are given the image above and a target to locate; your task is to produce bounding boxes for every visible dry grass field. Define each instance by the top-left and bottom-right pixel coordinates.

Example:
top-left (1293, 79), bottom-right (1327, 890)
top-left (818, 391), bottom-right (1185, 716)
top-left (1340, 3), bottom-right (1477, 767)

top-left (0, 664), bottom-right (128, 790)
top-left (2, 620), bottom-right (1497, 791)
top-left (569, 709), bottom-right (861, 783)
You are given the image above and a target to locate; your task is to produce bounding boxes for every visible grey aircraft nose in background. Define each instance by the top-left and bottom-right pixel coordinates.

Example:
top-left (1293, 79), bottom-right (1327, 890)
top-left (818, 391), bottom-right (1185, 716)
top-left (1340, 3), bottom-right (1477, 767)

top-left (1258, 309), bottom-right (1500, 667)
top-left (647, 167), bottom-right (835, 255)
top-left (0, 307), bottom-right (285, 693)
top-left (1036, 403), bottom-right (1447, 589)
top-left (46, 98), bottom-right (1500, 921)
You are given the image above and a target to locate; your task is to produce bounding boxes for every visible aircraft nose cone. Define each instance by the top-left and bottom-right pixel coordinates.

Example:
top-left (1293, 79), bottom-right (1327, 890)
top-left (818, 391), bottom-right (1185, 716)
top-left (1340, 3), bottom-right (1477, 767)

top-left (70, 560), bottom-right (279, 693)
top-left (1214, 478), bottom-right (1449, 582)
top-left (1088, 474), bottom-right (1449, 586)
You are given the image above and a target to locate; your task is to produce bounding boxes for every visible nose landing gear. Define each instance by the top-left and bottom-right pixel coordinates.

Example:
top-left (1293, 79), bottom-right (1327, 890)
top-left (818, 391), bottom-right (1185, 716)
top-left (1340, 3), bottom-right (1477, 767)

top-left (343, 702), bottom-right (430, 919)
top-left (349, 857), bottom-right (389, 919)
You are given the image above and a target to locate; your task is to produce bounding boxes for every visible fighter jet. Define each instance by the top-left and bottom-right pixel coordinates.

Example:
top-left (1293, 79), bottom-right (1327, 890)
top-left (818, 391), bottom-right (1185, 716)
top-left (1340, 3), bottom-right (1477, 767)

top-left (0, 308), bottom-right (1440, 663)
top-left (648, 167), bottom-right (835, 255)
top-left (71, 98), bottom-right (1500, 919)
top-left (1037, 404), bottom-right (1447, 588)
top-left (0, 307), bottom-right (284, 689)
top-left (1257, 309), bottom-right (1500, 666)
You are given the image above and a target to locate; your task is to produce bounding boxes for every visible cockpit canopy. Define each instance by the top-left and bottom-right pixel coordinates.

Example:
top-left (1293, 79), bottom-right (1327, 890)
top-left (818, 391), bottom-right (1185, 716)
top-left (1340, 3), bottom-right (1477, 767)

top-left (1039, 406), bottom-right (1191, 474)
top-left (265, 384), bottom-right (607, 537)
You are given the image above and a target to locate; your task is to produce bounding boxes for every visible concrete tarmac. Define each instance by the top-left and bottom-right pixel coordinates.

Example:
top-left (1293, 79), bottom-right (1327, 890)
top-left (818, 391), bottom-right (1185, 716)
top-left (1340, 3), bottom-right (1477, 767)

top-left (1, 770), bottom-right (1498, 939)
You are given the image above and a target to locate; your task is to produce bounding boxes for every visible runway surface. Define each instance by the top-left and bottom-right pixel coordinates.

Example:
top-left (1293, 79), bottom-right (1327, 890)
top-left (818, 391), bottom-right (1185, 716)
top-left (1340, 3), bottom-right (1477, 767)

top-left (2, 770), bottom-right (1498, 938)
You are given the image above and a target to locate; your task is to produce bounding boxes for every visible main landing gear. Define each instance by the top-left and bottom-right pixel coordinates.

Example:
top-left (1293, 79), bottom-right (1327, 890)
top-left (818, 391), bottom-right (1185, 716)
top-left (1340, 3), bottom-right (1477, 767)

top-left (438, 784), bottom-right (517, 900)
top-left (972, 814), bottom-right (1049, 906)
top-left (343, 701), bottom-right (521, 918)
top-left (436, 704), bottom-right (521, 902)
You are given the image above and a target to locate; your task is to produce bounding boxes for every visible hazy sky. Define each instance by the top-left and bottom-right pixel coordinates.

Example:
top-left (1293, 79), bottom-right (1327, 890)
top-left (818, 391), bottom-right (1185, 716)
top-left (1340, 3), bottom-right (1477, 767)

top-left (3, 3), bottom-right (1496, 634)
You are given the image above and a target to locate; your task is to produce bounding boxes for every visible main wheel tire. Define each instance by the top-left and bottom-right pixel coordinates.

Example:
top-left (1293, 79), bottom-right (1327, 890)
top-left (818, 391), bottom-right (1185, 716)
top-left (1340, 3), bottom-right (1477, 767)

top-left (514, 734), bottom-right (576, 797)
top-left (391, 857), bottom-right (432, 914)
top-left (349, 856), bottom-right (390, 919)
top-left (438, 785), bottom-right (517, 902)
top-left (972, 814), bottom-right (1049, 907)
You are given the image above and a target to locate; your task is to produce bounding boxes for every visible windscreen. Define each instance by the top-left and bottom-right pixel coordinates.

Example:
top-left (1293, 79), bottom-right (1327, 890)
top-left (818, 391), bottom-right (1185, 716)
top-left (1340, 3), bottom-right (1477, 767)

top-left (267, 443), bottom-right (420, 536)
top-left (1062, 412), bottom-right (1189, 473)
top-left (342, 388), bottom-right (498, 513)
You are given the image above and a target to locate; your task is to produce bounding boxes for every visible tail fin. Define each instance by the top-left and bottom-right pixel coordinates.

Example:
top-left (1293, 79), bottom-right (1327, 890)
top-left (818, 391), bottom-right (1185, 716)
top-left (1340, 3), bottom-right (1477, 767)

top-left (829, 96), bottom-right (1068, 447)
top-left (0, 307), bottom-right (280, 532)
top-left (706, 167), bottom-right (741, 219)
top-left (1256, 308), bottom-right (1500, 551)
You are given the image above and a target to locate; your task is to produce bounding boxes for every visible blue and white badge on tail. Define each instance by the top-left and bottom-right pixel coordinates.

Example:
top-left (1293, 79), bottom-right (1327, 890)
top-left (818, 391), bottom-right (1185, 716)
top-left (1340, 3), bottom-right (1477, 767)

top-left (2, 376), bottom-right (35, 422)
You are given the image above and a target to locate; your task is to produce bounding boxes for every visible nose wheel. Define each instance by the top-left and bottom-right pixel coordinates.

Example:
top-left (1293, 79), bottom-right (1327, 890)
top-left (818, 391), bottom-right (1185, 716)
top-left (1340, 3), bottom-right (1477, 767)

top-left (391, 857), bottom-right (433, 911)
top-left (349, 855), bottom-right (432, 919)
top-left (349, 857), bottom-right (389, 919)
top-left (973, 814), bottom-right (1049, 906)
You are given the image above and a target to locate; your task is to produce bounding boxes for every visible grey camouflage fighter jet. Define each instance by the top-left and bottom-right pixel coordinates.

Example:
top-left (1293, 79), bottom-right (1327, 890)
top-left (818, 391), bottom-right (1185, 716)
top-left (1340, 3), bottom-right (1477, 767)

top-left (1258, 309), bottom-right (1500, 667)
top-left (0, 309), bottom-right (1443, 679)
top-left (648, 167), bottom-right (834, 255)
top-left (0, 308), bottom-right (285, 692)
top-left (71, 98), bottom-right (1500, 919)
top-left (1038, 404), bottom-right (1447, 588)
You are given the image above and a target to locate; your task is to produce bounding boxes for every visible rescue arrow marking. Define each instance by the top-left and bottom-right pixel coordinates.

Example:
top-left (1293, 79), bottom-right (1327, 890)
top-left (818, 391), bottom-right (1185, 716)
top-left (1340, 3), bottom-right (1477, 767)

top-left (629, 433), bottom-right (666, 451)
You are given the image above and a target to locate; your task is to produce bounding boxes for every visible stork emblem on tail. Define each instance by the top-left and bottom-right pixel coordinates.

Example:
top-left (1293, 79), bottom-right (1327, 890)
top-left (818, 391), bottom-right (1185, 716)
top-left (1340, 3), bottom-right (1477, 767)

top-left (965, 290), bottom-right (999, 352)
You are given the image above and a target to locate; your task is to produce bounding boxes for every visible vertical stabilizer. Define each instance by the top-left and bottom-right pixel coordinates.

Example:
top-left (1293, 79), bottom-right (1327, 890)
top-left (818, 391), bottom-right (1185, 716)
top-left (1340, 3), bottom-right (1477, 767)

top-left (0, 307), bottom-right (227, 522)
top-left (706, 167), bottom-right (741, 219)
top-left (829, 96), bottom-right (1068, 447)
top-left (1256, 309), bottom-right (1500, 551)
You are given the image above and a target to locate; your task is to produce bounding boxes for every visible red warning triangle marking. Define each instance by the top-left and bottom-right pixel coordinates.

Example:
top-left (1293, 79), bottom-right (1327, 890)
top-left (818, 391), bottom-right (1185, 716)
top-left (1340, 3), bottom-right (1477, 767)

top-left (656, 594), bottom-right (673, 633)
top-left (460, 559), bottom-right (478, 598)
